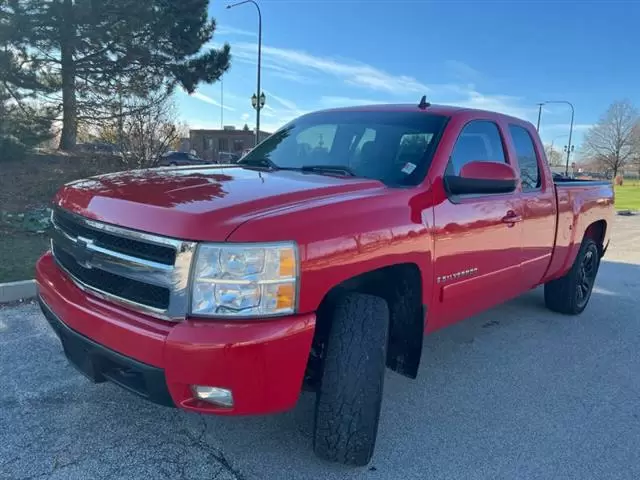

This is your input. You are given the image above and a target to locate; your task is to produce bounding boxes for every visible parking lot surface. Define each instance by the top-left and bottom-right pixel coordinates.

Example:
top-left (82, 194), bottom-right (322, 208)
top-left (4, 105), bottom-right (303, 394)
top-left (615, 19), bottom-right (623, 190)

top-left (1, 216), bottom-right (639, 480)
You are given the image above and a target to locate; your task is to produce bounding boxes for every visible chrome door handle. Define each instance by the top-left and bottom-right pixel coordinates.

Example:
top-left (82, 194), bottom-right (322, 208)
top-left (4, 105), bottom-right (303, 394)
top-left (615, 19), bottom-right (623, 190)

top-left (501, 211), bottom-right (523, 224)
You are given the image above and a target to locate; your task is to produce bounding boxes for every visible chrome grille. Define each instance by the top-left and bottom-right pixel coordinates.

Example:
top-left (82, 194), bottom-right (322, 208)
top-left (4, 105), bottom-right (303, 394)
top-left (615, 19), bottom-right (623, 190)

top-left (53, 210), bottom-right (176, 265)
top-left (50, 208), bottom-right (196, 321)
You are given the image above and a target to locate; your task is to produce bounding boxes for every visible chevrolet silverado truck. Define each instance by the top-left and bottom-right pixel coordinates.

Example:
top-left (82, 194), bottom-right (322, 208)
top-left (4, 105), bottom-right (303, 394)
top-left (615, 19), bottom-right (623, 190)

top-left (37, 101), bottom-right (614, 466)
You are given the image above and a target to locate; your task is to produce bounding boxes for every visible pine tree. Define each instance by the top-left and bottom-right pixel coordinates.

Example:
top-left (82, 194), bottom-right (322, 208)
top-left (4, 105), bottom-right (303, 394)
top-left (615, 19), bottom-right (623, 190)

top-left (4, 0), bottom-right (230, 150)
top-left (1, 1), bottom-right (57, 159)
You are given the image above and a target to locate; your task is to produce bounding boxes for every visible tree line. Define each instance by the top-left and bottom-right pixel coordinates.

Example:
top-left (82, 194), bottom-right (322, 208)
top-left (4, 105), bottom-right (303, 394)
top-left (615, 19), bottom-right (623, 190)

top-left (1, 0), bottom-right (229, 162)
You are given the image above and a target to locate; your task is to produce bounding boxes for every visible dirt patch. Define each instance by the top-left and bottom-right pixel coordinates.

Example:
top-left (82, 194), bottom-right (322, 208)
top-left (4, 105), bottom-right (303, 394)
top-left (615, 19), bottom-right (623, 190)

top-left (1, 150), bottom-right (126, 213)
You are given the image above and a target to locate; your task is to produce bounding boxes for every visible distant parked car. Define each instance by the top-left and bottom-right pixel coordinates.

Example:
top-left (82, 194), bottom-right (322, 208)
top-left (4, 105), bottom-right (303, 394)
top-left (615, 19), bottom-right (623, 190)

top-left (218, 151), bottom-right (241, 164)
top-left (155, 151), bottom-right (208, 167)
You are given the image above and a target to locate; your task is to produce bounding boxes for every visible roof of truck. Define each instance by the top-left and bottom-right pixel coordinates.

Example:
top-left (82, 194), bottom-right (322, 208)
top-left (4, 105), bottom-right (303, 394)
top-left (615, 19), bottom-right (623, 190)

top-left (314, 103), bottom-right (529, 124)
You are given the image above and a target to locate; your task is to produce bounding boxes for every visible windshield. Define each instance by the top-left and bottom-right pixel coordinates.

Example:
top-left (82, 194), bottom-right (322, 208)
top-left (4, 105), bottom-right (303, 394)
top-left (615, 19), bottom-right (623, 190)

top-left (239, 111), bottom-right (448, 187)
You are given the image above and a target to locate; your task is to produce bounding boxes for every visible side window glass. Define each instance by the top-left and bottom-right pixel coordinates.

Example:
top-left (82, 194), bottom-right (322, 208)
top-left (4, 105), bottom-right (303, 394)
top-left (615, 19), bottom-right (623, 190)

top-left (508, 125), bottom-right (541, 190)
top-left (448, 121), bottom-right (506, 175)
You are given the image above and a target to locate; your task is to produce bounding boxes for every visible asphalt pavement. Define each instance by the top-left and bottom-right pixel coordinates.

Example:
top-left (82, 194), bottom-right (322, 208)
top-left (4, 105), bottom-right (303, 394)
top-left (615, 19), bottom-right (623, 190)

top-left (1, 215), bottom-right (639, 480)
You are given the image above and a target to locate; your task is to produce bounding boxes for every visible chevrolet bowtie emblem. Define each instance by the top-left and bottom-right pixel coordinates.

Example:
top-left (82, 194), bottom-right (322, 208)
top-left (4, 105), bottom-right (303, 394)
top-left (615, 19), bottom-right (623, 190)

top-left (74, 236), bottom-right (95, 269)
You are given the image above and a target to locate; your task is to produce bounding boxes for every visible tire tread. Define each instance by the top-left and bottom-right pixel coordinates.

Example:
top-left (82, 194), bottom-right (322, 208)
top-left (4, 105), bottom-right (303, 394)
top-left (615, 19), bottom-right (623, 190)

top-left (313, 293), bottom-right (389, 466)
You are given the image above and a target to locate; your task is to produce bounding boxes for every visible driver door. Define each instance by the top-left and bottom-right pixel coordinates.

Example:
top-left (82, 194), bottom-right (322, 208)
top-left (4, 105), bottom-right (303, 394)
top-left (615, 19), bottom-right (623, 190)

top-left (430, 119), bottom-right (524, 329)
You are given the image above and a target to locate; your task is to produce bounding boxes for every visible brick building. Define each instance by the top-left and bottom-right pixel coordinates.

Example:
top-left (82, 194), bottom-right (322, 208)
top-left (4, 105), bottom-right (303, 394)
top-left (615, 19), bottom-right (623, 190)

top-left (189, 127), bottom-right (271, 162)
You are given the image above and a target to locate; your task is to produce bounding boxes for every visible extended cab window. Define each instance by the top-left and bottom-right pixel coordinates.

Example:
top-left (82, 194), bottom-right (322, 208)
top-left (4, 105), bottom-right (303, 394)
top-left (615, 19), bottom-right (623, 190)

top-left (446, 121), bottom-right (506, 175)
top-left (508, 125), bottom-right (541, 190)
top-left (240, 111), bottom-right (448, 187)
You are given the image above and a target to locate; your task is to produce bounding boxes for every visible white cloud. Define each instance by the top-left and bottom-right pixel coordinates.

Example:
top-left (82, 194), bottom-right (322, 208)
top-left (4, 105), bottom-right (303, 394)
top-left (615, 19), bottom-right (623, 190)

top-left (265, 91), bottom-right (299, 112)
top-left (183, 90), bottom-right (235, 111)
top-left (182, 42), bottom-right (554, 137)
top-left (232, 54), bottom-right (314, 84)
top-left (443, 89), bottom-right (535, 121)
top-left (215, 25), bottom-right (257, 37)
top-left (241, 113), bottom-right (250, 120)
top-left (228, 43), bottom-right (537, 123)
top-left (233, 42), bottom-right (429, 94)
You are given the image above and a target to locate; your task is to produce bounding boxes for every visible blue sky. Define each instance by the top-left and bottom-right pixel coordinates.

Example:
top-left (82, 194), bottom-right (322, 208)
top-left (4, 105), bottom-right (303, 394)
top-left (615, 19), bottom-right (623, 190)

top-left (175, 0), bottom-right (640, 154)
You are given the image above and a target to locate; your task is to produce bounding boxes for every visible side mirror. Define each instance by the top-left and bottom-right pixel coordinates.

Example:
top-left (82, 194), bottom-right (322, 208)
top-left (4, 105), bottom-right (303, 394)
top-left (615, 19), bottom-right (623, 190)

top-left (444, 161), bottom-right (517, 195)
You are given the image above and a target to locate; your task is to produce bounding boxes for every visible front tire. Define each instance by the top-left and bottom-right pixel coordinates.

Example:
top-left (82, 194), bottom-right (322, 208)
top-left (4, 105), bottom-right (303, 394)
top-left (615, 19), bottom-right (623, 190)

top-left (544, 238), bottom-right (600, 315)
top-left (313, 292), bottom-right (389, 466)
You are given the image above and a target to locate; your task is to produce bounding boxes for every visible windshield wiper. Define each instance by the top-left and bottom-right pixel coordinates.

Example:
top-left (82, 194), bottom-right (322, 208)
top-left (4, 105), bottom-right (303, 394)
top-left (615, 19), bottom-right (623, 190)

top-left (300, 165), bottom-right (356, 177)
top-left (238, 157), bottom-right (279, 170)
top-left (239, 160), bottom-right (357, 177)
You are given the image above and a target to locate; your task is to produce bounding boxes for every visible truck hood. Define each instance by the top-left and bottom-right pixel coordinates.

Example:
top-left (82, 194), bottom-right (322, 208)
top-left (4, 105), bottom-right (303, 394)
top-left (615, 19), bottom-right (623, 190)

top-left (54, 166), bottom-right (384, 241)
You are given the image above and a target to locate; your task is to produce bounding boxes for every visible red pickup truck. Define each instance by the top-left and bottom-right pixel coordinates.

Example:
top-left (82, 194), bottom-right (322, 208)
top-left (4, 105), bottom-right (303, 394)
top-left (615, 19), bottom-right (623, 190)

top-left (37, 101), bottom-right (614, 466)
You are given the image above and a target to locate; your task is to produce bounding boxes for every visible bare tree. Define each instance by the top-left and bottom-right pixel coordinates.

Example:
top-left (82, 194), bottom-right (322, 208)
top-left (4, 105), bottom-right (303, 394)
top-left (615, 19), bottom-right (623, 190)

top-left (544, 145), bottom-right (565, 167)
top-left (97, 94), bottom-right (180, 168)
top-left (582, 100), bottom-right (640, 178)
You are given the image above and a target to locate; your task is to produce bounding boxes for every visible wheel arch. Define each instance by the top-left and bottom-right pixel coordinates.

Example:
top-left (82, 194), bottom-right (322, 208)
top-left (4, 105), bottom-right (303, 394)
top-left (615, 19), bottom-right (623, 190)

top-left (308, 263), bottom-right (425, 385)
top-left (583, 219), bottom-right (607, 256)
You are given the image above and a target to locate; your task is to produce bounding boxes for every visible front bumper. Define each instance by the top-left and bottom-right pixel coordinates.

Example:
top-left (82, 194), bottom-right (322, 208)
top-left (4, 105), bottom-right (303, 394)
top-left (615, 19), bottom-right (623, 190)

top-left (36, 252), bottom-right (316, 415)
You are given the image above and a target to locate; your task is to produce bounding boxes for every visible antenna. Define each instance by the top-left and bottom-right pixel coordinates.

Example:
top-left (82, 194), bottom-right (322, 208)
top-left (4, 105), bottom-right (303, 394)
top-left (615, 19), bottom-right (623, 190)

top-left (418, 95), bottom-right (430, 110)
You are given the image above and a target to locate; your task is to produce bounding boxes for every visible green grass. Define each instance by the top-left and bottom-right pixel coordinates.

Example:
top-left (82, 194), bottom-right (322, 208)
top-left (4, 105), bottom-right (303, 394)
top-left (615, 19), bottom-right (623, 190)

top-left (0, 232), bottom-right (50, 283)
top-left (614, 183), bottom-right (640, 211)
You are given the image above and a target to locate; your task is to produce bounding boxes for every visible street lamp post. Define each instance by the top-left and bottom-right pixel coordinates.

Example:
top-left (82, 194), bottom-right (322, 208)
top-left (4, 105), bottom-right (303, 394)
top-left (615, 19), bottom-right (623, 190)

top-left (536, 100), bottom-right (575, 176)
top-left (226, 0), bottom-right (263, 146)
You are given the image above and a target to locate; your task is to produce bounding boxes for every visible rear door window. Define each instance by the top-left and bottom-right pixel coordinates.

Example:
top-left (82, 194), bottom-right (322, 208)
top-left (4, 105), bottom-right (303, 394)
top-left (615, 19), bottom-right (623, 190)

top-left (508, 125), bottom-right (541, 191)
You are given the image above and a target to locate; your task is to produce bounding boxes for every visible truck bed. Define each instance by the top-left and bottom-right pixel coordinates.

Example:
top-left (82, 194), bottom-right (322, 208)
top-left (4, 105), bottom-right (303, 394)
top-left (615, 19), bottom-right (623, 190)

top-left (543, 178), bottom-right (614, 283)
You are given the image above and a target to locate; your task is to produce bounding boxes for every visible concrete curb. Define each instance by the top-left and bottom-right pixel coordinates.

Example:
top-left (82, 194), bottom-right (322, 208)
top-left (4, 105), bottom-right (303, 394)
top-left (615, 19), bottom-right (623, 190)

top-left (0, 280), bottom-right (37, 303)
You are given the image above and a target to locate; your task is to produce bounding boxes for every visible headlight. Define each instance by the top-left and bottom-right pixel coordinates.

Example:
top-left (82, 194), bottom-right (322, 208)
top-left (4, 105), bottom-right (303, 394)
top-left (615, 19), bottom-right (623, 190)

top-left (190, 242), bottom-right (298, 317)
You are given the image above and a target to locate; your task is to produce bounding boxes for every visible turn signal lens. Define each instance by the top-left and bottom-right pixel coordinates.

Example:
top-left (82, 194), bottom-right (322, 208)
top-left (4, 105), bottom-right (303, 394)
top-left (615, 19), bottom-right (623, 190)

top-left (279, 248), bottom-right (296, 277)
top-left (276, 283), bottom-right (295, 310)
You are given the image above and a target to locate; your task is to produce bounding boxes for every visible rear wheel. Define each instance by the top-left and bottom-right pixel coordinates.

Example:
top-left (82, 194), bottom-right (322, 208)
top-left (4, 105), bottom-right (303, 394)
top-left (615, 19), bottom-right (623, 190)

top-left (544, 238), bottom-right (600, 315)
top-left (313, 292), bottom-right (389, 466)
